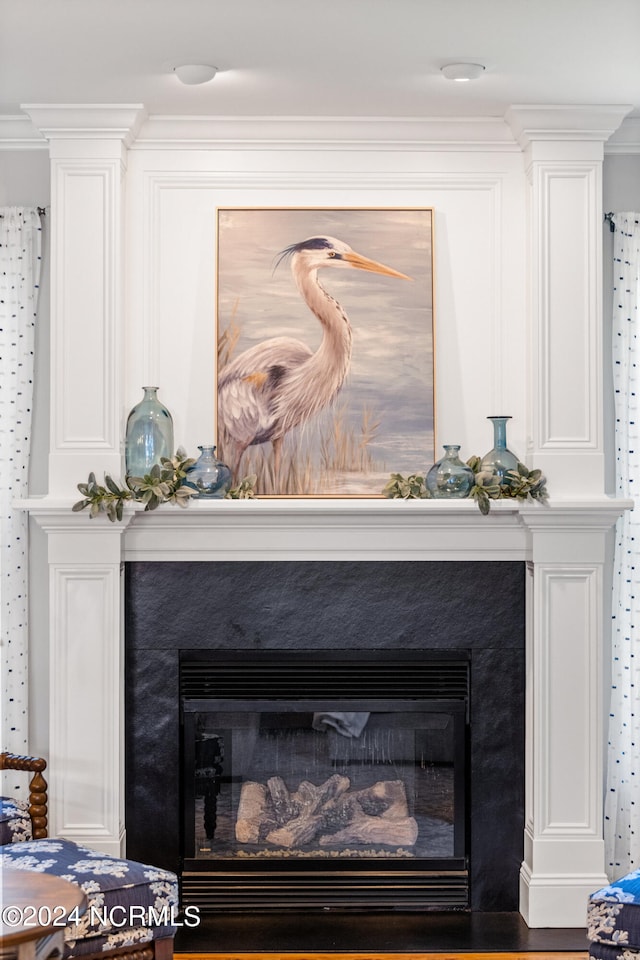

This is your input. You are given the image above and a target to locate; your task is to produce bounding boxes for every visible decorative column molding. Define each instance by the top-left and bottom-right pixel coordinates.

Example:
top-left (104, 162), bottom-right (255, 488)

top-left (24, 505), bottom-right (138, 856)
top-left (505, 105), bottom-right (631, 498)
top-left (21, 105), bottom-right (147, 497)
top-left (518, 502), bottom-right (624, 927)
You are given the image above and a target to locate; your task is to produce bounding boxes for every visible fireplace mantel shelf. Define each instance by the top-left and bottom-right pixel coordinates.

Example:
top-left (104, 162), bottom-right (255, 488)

top-left (17, 495), bottom-right (630, 562)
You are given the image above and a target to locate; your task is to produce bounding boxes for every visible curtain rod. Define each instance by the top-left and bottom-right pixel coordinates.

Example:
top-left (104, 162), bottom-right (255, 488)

top-left (604, 212), bottom-right (640, 233)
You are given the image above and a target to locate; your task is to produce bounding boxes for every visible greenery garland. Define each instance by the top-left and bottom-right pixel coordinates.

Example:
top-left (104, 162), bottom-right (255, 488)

top-left (72, 450), bottom-right (548, 520)
top-left (72, 448), bottom-right (257, 522)
top-left (382, 456), bottom-right (548, 514)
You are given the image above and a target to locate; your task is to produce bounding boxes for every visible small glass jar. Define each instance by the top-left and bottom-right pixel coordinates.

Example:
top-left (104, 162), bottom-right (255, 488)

top-left (184, 445), bottom-right (232, 498)
top-left (426, 445), bottom-right (474, 499)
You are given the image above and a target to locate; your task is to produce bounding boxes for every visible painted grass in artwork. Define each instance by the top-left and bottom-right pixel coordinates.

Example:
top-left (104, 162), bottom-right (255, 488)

top-left (216, 315), bottom-right (386, 496)
top-left (229, 404), bottom-right (385, 496)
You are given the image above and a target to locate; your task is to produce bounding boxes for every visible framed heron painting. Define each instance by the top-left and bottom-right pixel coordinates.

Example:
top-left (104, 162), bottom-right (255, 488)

top-left (215, 207), bottom-right (435, 497)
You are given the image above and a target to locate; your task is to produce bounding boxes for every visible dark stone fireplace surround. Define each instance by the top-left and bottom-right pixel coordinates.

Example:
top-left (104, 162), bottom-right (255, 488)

top-left (125, 559), bottom-right (525, 912)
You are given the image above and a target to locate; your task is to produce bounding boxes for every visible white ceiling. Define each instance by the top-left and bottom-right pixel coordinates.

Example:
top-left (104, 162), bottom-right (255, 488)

top-left (2, 0), bottom-right (639, 121)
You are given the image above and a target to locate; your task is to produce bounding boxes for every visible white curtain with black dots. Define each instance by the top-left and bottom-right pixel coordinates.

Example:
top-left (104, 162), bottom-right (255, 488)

top-left (605, 212), bottom-right (640, 877)
top-left (0, 207), bottom-right (42, 790)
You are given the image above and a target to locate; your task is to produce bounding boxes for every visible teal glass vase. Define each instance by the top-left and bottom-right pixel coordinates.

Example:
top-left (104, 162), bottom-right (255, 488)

top-left (480, 416), bottom-right (519, 482)
top-left (184, 445), bottom-right (232, 498)
top-left (125, 386), bottom-right (174, 477)
top-left (426, 444), bottom-right (474, 499)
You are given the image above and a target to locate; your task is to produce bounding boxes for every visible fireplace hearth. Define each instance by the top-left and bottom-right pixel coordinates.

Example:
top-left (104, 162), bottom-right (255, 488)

top-left (125, 559), bottom-right (525, 913)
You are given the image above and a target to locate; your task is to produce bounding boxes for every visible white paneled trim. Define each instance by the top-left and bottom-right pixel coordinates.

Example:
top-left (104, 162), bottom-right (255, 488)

top-left (139, 168), bottom-right (506, 415)
top-left (142, 170), bottom-right (509, 192)
top-left (522, 561), bottom-right (607, 926)
top-left (536, 566), bottom-right (602, 834)
top-left (27, 507), bottom-right (134, 853)
top-left (534, 163), bottom-right (601, 449)
top-left (49, 155), bottom-right (125, 494)
top-left (124, 498), bottom-right (528, 562)
top-left (49, 565), bottom-right (124, 854)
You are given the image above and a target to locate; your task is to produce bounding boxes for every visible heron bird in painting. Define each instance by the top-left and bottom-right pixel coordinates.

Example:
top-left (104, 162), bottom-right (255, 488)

top-left (217, 235), bottom-right (412, 480)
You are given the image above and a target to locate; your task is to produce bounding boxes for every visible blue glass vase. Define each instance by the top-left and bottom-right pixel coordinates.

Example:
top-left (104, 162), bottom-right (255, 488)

top-left (426, 444), bottom-right (474, 499)
top-left (184, 445), bottom-right (232, 498)
top-left (480, 416), bottom-right (519, 481)
top-left (125, 386), bottom-right (174, 477)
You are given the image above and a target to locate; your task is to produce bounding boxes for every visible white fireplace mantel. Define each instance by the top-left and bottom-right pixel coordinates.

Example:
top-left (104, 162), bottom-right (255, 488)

top-left (22, 493), bottom-right (625, 560)
top-left (19, 494), bottom-right (630, 926)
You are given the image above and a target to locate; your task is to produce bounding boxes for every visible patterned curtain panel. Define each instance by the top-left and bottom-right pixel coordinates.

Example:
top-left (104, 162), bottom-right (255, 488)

top-left (0, 207), bottom-right (42, 791)
top-left (606, 212), bottom-right (640, 877)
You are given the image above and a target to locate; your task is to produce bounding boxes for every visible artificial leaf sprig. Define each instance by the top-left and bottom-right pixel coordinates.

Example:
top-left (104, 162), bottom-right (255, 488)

top-left (72, 472), bottom-right (134, 522)
top-left (500, 462), bottom-right (549, 503)
top-left (72, 447), bottom-right (257, 521)
top-left (127, 448), bottom-right (197, 511)
top-left (382, 457), bottom-right (548, 515)
top-left (381, 473), bottom-right (429, 500)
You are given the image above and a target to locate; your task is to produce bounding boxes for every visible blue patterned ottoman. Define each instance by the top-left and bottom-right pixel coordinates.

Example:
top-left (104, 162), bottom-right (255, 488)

top-left (1, 838), bottom-right (178, 959)
top-left (588, 871), bottom-right (640, 960)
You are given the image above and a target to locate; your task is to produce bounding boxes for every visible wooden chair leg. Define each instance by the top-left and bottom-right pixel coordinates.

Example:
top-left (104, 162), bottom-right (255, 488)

top-left (152, 937), bottom-right (174, 960)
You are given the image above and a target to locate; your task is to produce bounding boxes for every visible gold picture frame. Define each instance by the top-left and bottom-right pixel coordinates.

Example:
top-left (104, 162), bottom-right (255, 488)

top-left (216, 207), bottom-right (435, 496)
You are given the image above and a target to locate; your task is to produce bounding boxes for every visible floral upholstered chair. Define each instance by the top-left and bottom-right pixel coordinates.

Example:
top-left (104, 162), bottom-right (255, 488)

top-left (0, 752), bottom-right (178, 960)
top-left (587, 871), bottom-right (640, 960)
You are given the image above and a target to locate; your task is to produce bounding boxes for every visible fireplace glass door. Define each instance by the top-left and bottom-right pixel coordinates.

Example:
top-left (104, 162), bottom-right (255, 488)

top-left (180, 653), bottom-right (469, 910)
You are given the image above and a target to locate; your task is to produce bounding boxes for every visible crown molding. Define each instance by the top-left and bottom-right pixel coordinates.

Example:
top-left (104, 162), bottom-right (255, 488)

top-left (4, 106), bottom-right (637, 154)
top-left (505, 104), bottom-right (633, 149)
top-left (605, 116), bottom-right (640, 154)
top-left (133, 114), bottom-right (520, 151)
top-left (0, 114), bottom-right (47, 149)
top-left (20, 104), bottom-right (147, 147)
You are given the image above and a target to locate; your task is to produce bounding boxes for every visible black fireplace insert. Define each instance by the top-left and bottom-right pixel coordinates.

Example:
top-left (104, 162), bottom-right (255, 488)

top-left (124, 560), bottom-right (525, 913)
top-left (180, 650), bottom-right (469, 910)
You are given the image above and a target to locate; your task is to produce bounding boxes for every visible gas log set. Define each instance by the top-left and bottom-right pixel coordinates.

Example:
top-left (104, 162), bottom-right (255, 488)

top-left (236, 773), bottom-right (418, 850)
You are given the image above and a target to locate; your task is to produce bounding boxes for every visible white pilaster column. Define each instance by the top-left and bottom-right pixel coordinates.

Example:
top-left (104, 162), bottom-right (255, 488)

top-left (22, 105), bottom-right (146, 497)
top-left (519, 504), bottom-right (624, 926)
top-left (506, 106), bottom-right (630, 497)
top-left (17, 106), bottom-right (145, 855)
top-left (25, 506), bottom-right (137, 856)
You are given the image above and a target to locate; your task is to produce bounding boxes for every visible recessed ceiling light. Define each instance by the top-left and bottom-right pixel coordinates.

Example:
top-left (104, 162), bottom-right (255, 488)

top-left (441, 63), bottom-right (485, 82)
top-left (173, 64), bottom-right (218, 85)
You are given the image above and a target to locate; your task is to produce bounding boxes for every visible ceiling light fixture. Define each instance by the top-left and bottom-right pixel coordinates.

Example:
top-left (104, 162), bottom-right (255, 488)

top-left (441, 62), bottom-right (485, 82)
top-left (173, 64), bottom-right (218, 85)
